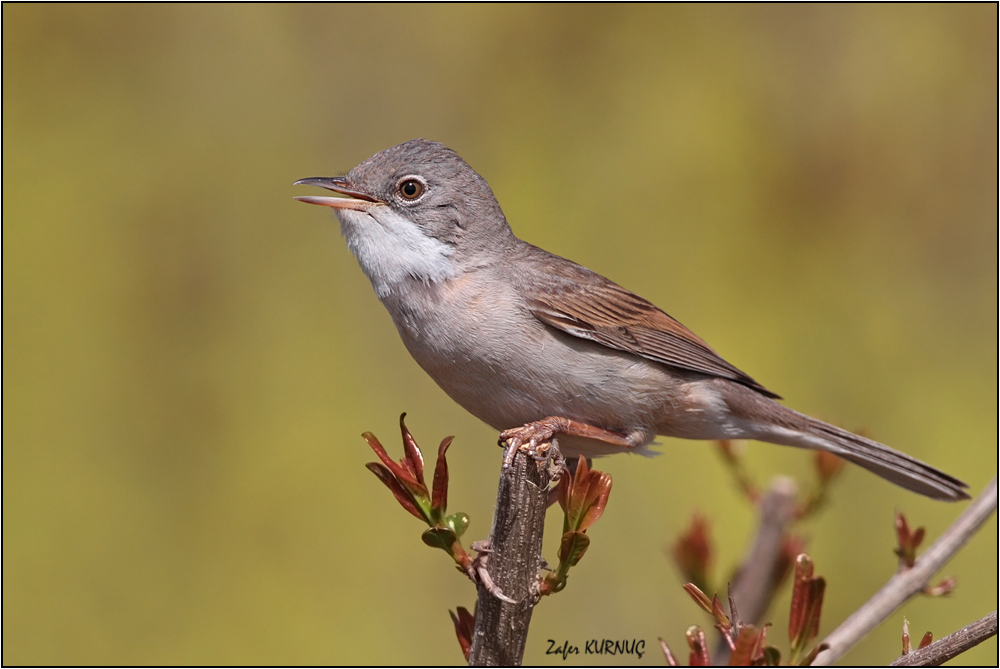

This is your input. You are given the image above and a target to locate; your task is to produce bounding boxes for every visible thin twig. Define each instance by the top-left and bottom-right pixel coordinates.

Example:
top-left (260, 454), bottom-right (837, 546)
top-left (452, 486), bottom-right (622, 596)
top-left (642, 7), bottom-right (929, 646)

top-left (890, 610), bottom-right (997, 667)
top-left (811, 478), bottom-right (998, 666)
top-left (714, 477), bottom-right (798, 665)
top-left (730, 477), bottom-right (799, 624)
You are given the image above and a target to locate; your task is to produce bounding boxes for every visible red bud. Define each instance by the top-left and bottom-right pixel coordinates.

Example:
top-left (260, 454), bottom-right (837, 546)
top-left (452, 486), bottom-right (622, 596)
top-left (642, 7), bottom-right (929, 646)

top-left (673, 514), bottom-right (713, 592)
top-left (686, 626), bottom-right (710, 667)
top-left (449, 606), bottom-right (476, 661)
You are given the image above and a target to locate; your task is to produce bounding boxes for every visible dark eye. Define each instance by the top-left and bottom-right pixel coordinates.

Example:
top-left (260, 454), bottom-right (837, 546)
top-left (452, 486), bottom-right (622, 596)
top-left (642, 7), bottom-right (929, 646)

top-left (399, 179), bottom-right (423, 200)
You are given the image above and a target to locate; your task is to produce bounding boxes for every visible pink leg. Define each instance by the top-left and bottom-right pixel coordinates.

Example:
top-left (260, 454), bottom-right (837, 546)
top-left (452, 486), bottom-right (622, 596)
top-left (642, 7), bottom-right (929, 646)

top-left (499, 416), bottom-right (635, 468)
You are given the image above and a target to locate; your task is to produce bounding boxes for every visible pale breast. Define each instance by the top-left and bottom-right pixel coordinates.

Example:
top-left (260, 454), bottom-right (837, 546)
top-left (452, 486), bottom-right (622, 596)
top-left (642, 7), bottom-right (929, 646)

top-left (380, 271), bottom-right (687, 439)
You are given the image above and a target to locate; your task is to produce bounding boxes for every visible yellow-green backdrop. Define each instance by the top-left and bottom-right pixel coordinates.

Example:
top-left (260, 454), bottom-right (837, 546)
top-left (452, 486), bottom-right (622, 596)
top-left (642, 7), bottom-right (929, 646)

top-left (4, 5), bottom-right (996, 666)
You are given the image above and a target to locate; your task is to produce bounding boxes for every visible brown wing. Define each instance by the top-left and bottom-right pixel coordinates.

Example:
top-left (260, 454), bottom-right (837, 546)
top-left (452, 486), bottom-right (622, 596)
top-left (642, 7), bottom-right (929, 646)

top-left (522, 257), bottom-right (781, 399)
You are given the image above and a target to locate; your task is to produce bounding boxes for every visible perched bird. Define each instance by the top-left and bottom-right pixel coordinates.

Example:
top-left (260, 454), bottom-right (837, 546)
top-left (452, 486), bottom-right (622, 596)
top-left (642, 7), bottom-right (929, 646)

top-left (295, 139), bottom-right (968, 501)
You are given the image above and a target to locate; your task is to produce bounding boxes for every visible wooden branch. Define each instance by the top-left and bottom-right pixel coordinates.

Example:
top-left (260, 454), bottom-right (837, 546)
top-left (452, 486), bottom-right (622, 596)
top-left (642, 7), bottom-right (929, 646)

top-left (811, 477), bottom-right (998, 666)
top-left (730, 476), bottom-right (799, 624)
top-left (714, 477), bottom-right (799, 664)
top-left (890, 610), bottom-right (997, 667)
top-left (468, 445), bottom-right (554, 666)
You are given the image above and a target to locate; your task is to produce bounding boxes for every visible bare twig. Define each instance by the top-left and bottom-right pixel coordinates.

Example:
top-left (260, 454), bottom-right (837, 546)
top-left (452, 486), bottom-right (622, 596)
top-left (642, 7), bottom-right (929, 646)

top-left (713, 477), bottom-right (798, 664)
top-left (468, 443), bottom-right (555, 666)
top-left (811, 477), bottom-right (998, 666)
top-left (729, 477), bottom-right (799, 625)
top-left (890, 610), bottom-right (997, 667)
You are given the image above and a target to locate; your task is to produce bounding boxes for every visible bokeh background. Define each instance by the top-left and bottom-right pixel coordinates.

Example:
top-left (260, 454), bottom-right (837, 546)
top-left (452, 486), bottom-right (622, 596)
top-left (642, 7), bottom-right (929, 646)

top-left (4, 4), bottom-right (996, 666)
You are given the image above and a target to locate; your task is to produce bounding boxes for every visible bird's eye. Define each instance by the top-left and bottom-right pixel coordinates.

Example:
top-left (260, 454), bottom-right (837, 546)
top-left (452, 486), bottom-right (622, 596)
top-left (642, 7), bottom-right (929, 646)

top-left (399, 179), bottom-right (423, 200)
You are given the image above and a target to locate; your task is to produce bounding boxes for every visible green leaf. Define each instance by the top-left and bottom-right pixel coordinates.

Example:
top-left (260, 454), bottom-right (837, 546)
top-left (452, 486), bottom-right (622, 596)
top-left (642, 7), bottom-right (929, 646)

top-left (446, 512), bottom-right (469, 538)
top-left (559, 530), bottom-right (591, 567)
top-left (421, 527), bottom-right (457, 551)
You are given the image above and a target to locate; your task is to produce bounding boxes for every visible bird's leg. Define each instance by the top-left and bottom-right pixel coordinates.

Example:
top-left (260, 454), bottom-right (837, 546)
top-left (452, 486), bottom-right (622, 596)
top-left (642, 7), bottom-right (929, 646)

top-left (468, 539), bottom-right (516, 604)
top-left (499, 416), bottom-right (635, 469)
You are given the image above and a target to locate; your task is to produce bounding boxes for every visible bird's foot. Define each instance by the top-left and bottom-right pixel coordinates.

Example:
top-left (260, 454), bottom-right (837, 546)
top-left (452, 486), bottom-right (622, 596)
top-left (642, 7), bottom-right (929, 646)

top-left (499, 417), bottom-right (573, 469)
top-left (468, 539), bottom-right (517, 604)
top-left (499, 416), bottom-right (637, 471)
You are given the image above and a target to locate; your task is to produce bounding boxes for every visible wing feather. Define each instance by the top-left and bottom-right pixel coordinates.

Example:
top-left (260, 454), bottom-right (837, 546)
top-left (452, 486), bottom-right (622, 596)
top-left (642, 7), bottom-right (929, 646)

top-left (523, 266), bottom-right (780, 399)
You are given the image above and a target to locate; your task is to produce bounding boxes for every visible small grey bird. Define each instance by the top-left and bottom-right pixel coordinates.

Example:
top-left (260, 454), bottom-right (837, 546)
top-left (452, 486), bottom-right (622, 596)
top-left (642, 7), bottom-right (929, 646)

top-left (295, 139), bottom-right (968, 501)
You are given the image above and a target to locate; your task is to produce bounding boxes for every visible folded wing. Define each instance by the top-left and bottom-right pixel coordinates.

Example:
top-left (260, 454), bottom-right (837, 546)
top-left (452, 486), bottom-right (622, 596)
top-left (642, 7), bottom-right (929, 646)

top-left (523, 258), bottom-right (780, 399)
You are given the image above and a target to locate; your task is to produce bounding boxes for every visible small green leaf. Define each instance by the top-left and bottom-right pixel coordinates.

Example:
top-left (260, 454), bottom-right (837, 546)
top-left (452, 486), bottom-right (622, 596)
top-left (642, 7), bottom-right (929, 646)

top-left (421, 527), bottom-right (458, 551)
top-left (559, 530), bottom-right (591, 567)
top-left (446, 512), bottom-right (470, 538)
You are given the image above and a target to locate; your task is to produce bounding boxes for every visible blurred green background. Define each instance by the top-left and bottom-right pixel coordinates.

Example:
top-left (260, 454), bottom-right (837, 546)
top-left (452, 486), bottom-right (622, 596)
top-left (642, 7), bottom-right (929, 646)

top-left (4, 4), bottom-right (996, 666)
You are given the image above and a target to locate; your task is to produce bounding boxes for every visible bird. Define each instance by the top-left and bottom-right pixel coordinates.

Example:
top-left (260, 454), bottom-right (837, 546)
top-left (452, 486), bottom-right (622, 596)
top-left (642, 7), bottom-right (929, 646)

top-left (294, 138), bottom-right (969, 501)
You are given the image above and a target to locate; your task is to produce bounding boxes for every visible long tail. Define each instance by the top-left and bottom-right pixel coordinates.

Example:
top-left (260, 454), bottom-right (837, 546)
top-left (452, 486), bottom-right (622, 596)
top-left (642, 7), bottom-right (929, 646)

top-left (755, 405), bottom-right (970, 501)
top-left (715, 377), bottom-right (971, 500)
top-left (806, 420), bottom-right (970, 500)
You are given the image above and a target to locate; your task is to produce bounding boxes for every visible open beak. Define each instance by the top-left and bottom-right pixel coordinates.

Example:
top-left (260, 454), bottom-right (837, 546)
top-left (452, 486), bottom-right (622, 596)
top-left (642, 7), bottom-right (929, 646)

top-left (293, 176), bottom-right (381, 211)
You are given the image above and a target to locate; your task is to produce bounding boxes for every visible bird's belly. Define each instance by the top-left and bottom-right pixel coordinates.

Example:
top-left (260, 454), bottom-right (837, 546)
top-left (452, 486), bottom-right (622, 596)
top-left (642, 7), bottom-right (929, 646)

top-left (395, 301), bottom-right (679, 435)
top-left (382, 276), bottom-right (734, 455)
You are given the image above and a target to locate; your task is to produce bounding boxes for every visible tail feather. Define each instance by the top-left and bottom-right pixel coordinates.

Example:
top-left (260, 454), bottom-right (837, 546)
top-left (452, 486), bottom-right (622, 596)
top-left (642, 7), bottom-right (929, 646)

top-left (719, 381), bottom-right (969, 501)
top-left (802, 418), bottom-right (969, 501)
top-left (760, 410), bottom-right (969, 501)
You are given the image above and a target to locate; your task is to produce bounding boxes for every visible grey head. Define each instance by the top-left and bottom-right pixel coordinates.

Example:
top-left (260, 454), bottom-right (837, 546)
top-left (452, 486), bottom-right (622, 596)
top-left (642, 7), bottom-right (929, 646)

top-left (295, 140), bottom-right (517, 294)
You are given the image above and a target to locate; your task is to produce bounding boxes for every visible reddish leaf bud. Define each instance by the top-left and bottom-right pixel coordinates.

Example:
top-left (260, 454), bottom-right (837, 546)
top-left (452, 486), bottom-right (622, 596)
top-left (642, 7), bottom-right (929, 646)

top-left (815, 450), bottom-right (845, 483)
top-left (729, 626), bottom-right (764, 666)
top-left (771, 534), bottom-right (808, 593)
top-left (431, 436), bottom-right (453, 517)
top-left (683, 583), bottom-right (715, 615)
top-left (717, 439), bottom-right (738, 464)
top-left (924, 577), bottom-right (956, 597)
top-left (894, 512), bottom-right (926, 568)
top-left (673, 514), bottom-right (713, 593)
top-left (686, 626), bottom-right (710, 667)
top-left (578, 471), bottom-right (612, 532)
top-left (449, 606), bottom-right (476, 661)
top-left (365, 462), bottom-right (427, 522)
top-left (399, 413), bottom-right (425, 483)
top-left (788, 554), bottom-right (826, 660)
top-left (658, 637), bottom-right (679, 667)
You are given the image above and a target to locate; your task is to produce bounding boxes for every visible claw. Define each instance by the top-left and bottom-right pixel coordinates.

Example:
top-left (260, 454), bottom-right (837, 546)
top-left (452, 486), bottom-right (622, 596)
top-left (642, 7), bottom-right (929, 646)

top-left (502, 438), bottom-right (521, 469)
top-left (469, 542), bottom-right (518, 604)
top-left (500, 419), bottom-right (566, 471)
top-left (477, 563), bottom-right (518, 604)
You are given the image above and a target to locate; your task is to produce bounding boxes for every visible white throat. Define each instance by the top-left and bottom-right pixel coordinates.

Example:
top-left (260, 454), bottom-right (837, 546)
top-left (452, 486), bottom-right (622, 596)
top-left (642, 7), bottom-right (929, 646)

top-left (335, 206), bottom-right (457, 298)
